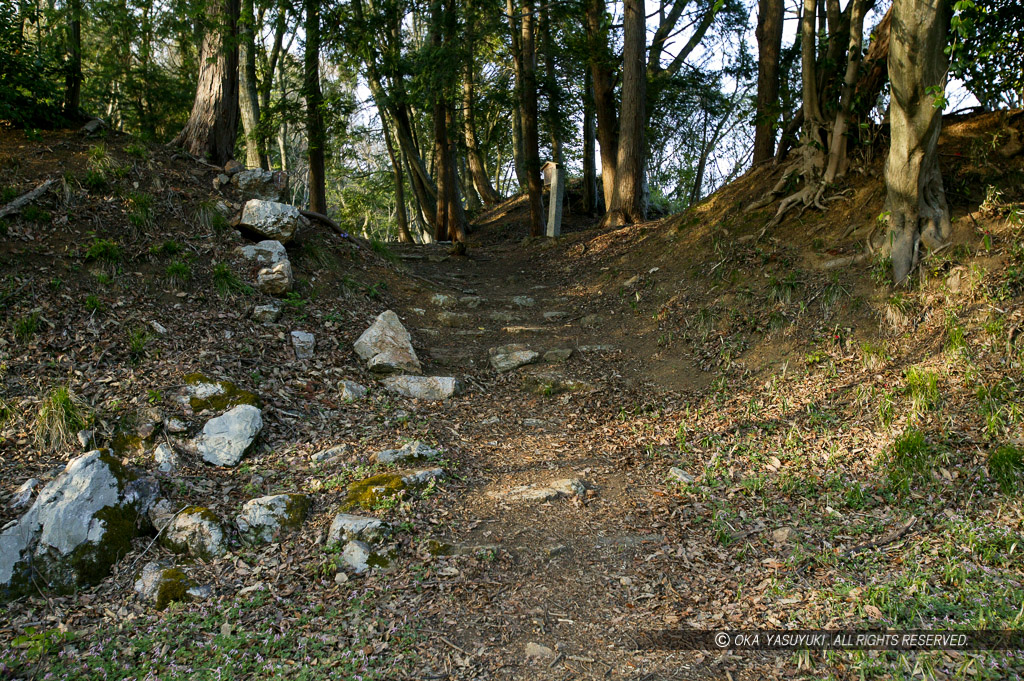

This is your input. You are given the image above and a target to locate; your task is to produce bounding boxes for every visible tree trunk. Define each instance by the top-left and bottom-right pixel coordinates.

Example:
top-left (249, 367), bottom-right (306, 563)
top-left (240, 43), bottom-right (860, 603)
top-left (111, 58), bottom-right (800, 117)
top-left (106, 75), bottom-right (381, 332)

top-left (540, 0), bottom-right (562, 163)
top-left (585, 0), bottom-right (618, 212)
top-left (463, 61), bottom-right (502, 205)
top-left (506, 0), bottom-right (528, 191)
top-left (886, 0), bottom-right (952, 283)
top-left (64, 0), bottom-right (82, 117)
top-left (238, 0), bottom-right (265, 168)
top-left (304, 0), bottom-right (326, 213)
top-left (753, 0), bottom-right (784, 164)
top-left (379, 105), bottom-right (413, 242)
top-left (172, 0), bottom-right (240, 166)
top-left (431, 0), bottom-right (468, 242)
top-left (606, 0), bottom-right (646, 225)
top-left (823, 0), bottom-right (868, 182)
top-left (519, 0), bottom-right (544, 237)
top-left (582, 68), bottom-right (598, 215)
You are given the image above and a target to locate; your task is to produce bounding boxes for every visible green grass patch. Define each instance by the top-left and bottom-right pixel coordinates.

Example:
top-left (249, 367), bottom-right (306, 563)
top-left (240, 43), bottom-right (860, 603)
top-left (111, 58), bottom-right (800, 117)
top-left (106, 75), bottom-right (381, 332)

top-left (84, 295), bottom-right (104, 313)
top-left (150, 240), bottom-right (183, 257)
top-left (13, 312), bottom-right (39, 342)
top-left (212, 263), bottom-right (252, 297)
top-left (35, 386), bottom-right (90, 451)
top-left (903, 367), bottom-right (940, 415)
top-left (881, 428), bottom-right (936, 496)
top-left (85, 238), bottom-right (122, 264)
top-left (196, 201), bottom-right (229, 234)
top-left (988, 445), bottom-right (1024, 494)
top-left (126, 191), bottom-right (155, 229)
top-left (165, 261), bottom-right (191, 286)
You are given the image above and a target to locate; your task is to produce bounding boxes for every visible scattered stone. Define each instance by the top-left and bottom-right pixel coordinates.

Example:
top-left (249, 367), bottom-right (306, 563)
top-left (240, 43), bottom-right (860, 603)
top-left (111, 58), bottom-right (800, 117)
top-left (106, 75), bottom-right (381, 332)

top-left (153, 443), bottom-right (181, 473)
top-left (459, 296), bottom-right (485, 308)
top-left (236, 494), bottom-right (310, 544)
top-left (402, 468), bottom-right (444, 487)
top-left (525, 642), bottom-right (556, 661)
top-left (328, 514), bottom-right (387, 545)
top-left (0, 451), bottom-right (158, 600)
top-left (339, 380), bottom-right (367, 402)
top-left (375, 440), bottom-right (439, 464)
top-left (231, 169), bottom-right (288, 201)
top-left (188, 584), bottom-right (213, 599)
top-left (489, 311), bottom-right (517, 322)
top-left (543, 348), bottom-right (572, 363)
top-left (311, 445), bottom-right (347, 464)
top-left (502, 325), bottom-right (545, 334)
top-left (77, 429), bottom-right (94, 449)
top-left (251, 301), bottom-right (282, 323)
top-left (381, 375), bottom-right (462, 401)
top-left (194, 404), bottom-right (262, 467)
top-left (238, 239), bottom-right (287, 265)
top-left (512, 296), bottom-right (535, 307)
top-left (437, 311), bottom-right (470, 327)
top-left (523, 418), bottom-right (547, 427)
top-left (579, 344), bottom-right (616, 353)
top-left (481, 416), bottom-right (500, 426)
top-left (9, 479), bottom-right (38, 509)
top-left (354, 310), bottom-right (421, 374)
top-left (489, 344), bottom-right (540, 372)
top-left (341, 474), bottom-right (406, 511)
top-left (667, 467), bottom-right (694, 484)
top-left (134, 561), bottom-right (194, 610)
top-left (223, 159), bottom-right (244, 175)
top-left (430, 293), bottom-right (456, 308)
top-left (165, 418), bottom-right (188, 434)
top-left (147, 499), bottom-right (177, 532)
top-left (546, 544), bottom-right (570, 558)
top-left (214, 174), bottom-right (230, 189)
top-left (291, 331), bottom-right (315, 359)
top-left (580, 314), bottom-right (601, 327)
top-left (162, 507), bottom-right (227, 560)
top-left (149, 320), bottom-right (168, 335)
top-left (238, 199), bottom-right (307, 243)
top-left (79, 118), bottom-right (108, 135)
top-left (543, 311), bottom-right (567, 321)
top-left (257, 259), bottom-right (294, 296)
top-left (341, 540), bottom-right (386, 573)
top-left (493, 478), bottom-right (592, 503)
top-left (772, 527), bottom-right (799, 544)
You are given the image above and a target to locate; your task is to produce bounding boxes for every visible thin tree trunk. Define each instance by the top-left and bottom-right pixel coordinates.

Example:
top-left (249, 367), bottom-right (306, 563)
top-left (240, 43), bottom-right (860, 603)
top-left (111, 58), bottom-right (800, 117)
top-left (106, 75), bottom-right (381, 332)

top-left (540, 0), bottom-right (562, 163)
top-left (463, 60), bottom-right (502, 204)
top-left (238, 0), bottom-right (265, 168)
top-left (585, 0), bottom-right (618, 212)
top-left (753, 0), bottom-right (784, 164)
top-left (64, 0), bottom-right (82, 116)
top-left (823, 0), bottom-right (868, 182)
top-left (379, 105), bottom-right (413, 242)
top-left (172, 0), bottom-right (240, 166)
top-left (431, 0), bottom-right (468, 242)
top-left (506, 0), bottom-right (528, 190)
top-left (304, 0), bottom-right (326, 213)
top-left (582, 68), bottom-right (598, 215)
top-left (606, 0), bottom-right (646, 225)
top-left (520, 0), bottom-right (544, 236)
top-left (886, 0), bottom-right (952, 283)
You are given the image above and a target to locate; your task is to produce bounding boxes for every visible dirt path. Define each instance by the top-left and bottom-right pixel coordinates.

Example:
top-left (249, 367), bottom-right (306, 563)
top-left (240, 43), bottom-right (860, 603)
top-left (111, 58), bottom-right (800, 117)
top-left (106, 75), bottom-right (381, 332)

top-left (383, 242), bottom-right (772, 680)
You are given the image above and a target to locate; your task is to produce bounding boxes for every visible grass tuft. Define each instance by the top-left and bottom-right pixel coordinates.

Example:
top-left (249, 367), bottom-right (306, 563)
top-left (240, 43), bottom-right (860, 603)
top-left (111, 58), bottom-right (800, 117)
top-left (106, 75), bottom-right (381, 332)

top-left (212, 263), bottom-right (252, 297)
top-left (35, 386), bottom-right (90, 452)
top-left (883, 428), bottom-right (935, 496)
top-left (988, 445), bottom-right (1024, 494)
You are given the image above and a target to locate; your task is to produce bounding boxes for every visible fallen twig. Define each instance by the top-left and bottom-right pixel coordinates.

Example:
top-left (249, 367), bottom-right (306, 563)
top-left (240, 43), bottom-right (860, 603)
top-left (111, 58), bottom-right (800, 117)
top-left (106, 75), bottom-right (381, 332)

top-left (0, 180), bottom-right (55, 220)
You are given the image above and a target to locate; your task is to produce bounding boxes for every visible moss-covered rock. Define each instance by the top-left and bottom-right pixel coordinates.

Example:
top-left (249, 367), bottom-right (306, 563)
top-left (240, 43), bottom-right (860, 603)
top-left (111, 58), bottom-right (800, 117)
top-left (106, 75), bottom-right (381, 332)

top-left (134, 561), bottom-right (194, 610)
top-left (0, 450), bottom-right (157, 602)
top-left (236, 493), bottom-right (310, 544)
top-left (161, 506), bottom-right (227, 561)
top-left (183, 373), bottom-right (261, 413)
top-left (341, 474), bottom-right (407, 511)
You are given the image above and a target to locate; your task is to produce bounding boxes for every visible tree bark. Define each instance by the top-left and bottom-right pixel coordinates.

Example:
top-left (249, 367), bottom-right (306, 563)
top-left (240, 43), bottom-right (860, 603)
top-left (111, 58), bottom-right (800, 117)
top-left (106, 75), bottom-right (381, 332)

top-left (585, 0), bottom-right (618, 211)
top-left (582, 68), bottom-right (598, 215)
top-left (506, 0), bottom-right (528, 191)
top-left (823, 0), bottom-right (868, 183)
top-left (520, 0), bottom-right (544, 237)
top-left (238, 0), bottom-right (265, 168)
top-left (753, 0), bottom-right (784, 164)
top-left (606, 0), bottom-right (646, 225)
top-left (172, 0), bottom-right (240, 166)
top-left (463, 61), bottom-right (502, 205)
top-left (886, 0), bottom-right (952, 283)
top-left (304, 0), bottom-right (326, 213)
top-left (379, 105), bottom-right (413, 242)
top-left (431, 0), bottom-right (468, 242)
top-left (64, 0), bottom-right (82, 117)
top-left (540, 0), bottom-right (562, 163)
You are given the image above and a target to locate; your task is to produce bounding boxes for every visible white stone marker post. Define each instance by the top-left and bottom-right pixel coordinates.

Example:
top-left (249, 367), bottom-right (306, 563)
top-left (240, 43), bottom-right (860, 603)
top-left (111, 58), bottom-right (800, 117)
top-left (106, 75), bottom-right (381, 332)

top-left (545, 163), bottom-right (565, 238)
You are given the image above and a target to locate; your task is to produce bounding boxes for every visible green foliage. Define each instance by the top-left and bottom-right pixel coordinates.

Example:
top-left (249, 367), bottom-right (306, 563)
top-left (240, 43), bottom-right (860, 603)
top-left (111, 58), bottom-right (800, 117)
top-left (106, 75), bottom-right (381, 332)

top-left (84, 295), bottom-right (104, 313)
top-left (987, 445), bottom-right (1023, 494)
top-left (212, 264), bottom-right (252, 297)
top-left (14, 312), bottom-right (40, 342)
top-left (85, 238), bottom-right (122, 264)
top-left (35, 386), bottom-right (90, 451)
top-left (196, 201), bottom-right (229, 234)
top-left (127, 326), bottom-right (151, 362)
top-left (0, 5), bottom-right (67, 128)
top-left (883, 429), bottom-right (935, 496)
top-left (369, 237), bottom-right (398, 263)
top-left (150, 240), bottom-right (183, 257)
top-left (126, 192), bottom-right (155, 229)
top-left (904, 367), bottom-right (940, 415)
top-left (165, 261), bottom-right (191, 285)
top-left (83, 170), bottom-right (108, 193)
top-left (20, 205), bottom-right (50, 223)
top-left (948, 0), bottom-right (1024, 109)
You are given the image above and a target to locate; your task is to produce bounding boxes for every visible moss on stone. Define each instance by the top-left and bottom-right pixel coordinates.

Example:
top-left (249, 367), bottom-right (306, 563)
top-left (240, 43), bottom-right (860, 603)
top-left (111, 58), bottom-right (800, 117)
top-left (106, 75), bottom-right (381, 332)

top-left (184, 373), bottom-right (261, 412)
top-left (281, 494), bottom-right (311, 529)
top-left (111, 432), bottom-right (145, 456)
top-left (161, 506), bottom-right (223, 559)
top-left (425, 539), bottom-right (453, 556)
top-left (154, 567), bottom-right (191, 610)
top-left (341, 474), bottom-right (406, 511)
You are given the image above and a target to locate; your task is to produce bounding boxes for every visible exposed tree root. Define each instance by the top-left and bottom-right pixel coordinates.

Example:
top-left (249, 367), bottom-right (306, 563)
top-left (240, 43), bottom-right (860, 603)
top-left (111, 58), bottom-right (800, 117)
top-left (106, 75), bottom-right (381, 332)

top-left (0, 180), bottom-right (55, 220)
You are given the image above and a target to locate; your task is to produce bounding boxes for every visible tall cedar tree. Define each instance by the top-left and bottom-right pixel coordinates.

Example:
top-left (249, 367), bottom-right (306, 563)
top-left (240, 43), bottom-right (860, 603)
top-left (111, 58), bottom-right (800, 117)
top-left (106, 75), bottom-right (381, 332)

top-left (305, 0), bottom-right (327, 213)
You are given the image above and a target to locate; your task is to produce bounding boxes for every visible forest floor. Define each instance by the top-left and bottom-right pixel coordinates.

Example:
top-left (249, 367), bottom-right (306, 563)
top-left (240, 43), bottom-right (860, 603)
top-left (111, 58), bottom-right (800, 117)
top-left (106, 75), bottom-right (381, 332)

top-left (1, 112), bottom-right (1023, 681)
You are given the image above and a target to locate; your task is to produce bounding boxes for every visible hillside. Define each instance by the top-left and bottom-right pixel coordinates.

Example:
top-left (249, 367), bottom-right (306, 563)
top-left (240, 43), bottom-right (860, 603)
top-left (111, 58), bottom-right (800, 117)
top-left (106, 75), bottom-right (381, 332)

top-left (1, 112), bottom-right (1023, 680)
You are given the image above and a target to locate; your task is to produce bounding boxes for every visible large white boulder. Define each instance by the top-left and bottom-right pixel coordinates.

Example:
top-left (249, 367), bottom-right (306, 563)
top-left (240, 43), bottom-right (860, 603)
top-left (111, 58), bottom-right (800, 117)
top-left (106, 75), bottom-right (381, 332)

top-left (238, 199), bottom-right (307, 244)
top-left (238, 240), bottom-right (287, 265)
top-left (327, 513), bottom-right (387, 545)
top-left (353, 310), bottom-right (421, 374)
top-left (0, 451), bottom-right (158, 600)
top-left (231, 169), bottom-right (288, 201)
top-left (235, 494), bottom-right (310, 545)
top-left (257, 260), bottom-right (293, 295)
top-left (195, 404), bottom-right (262, 467)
